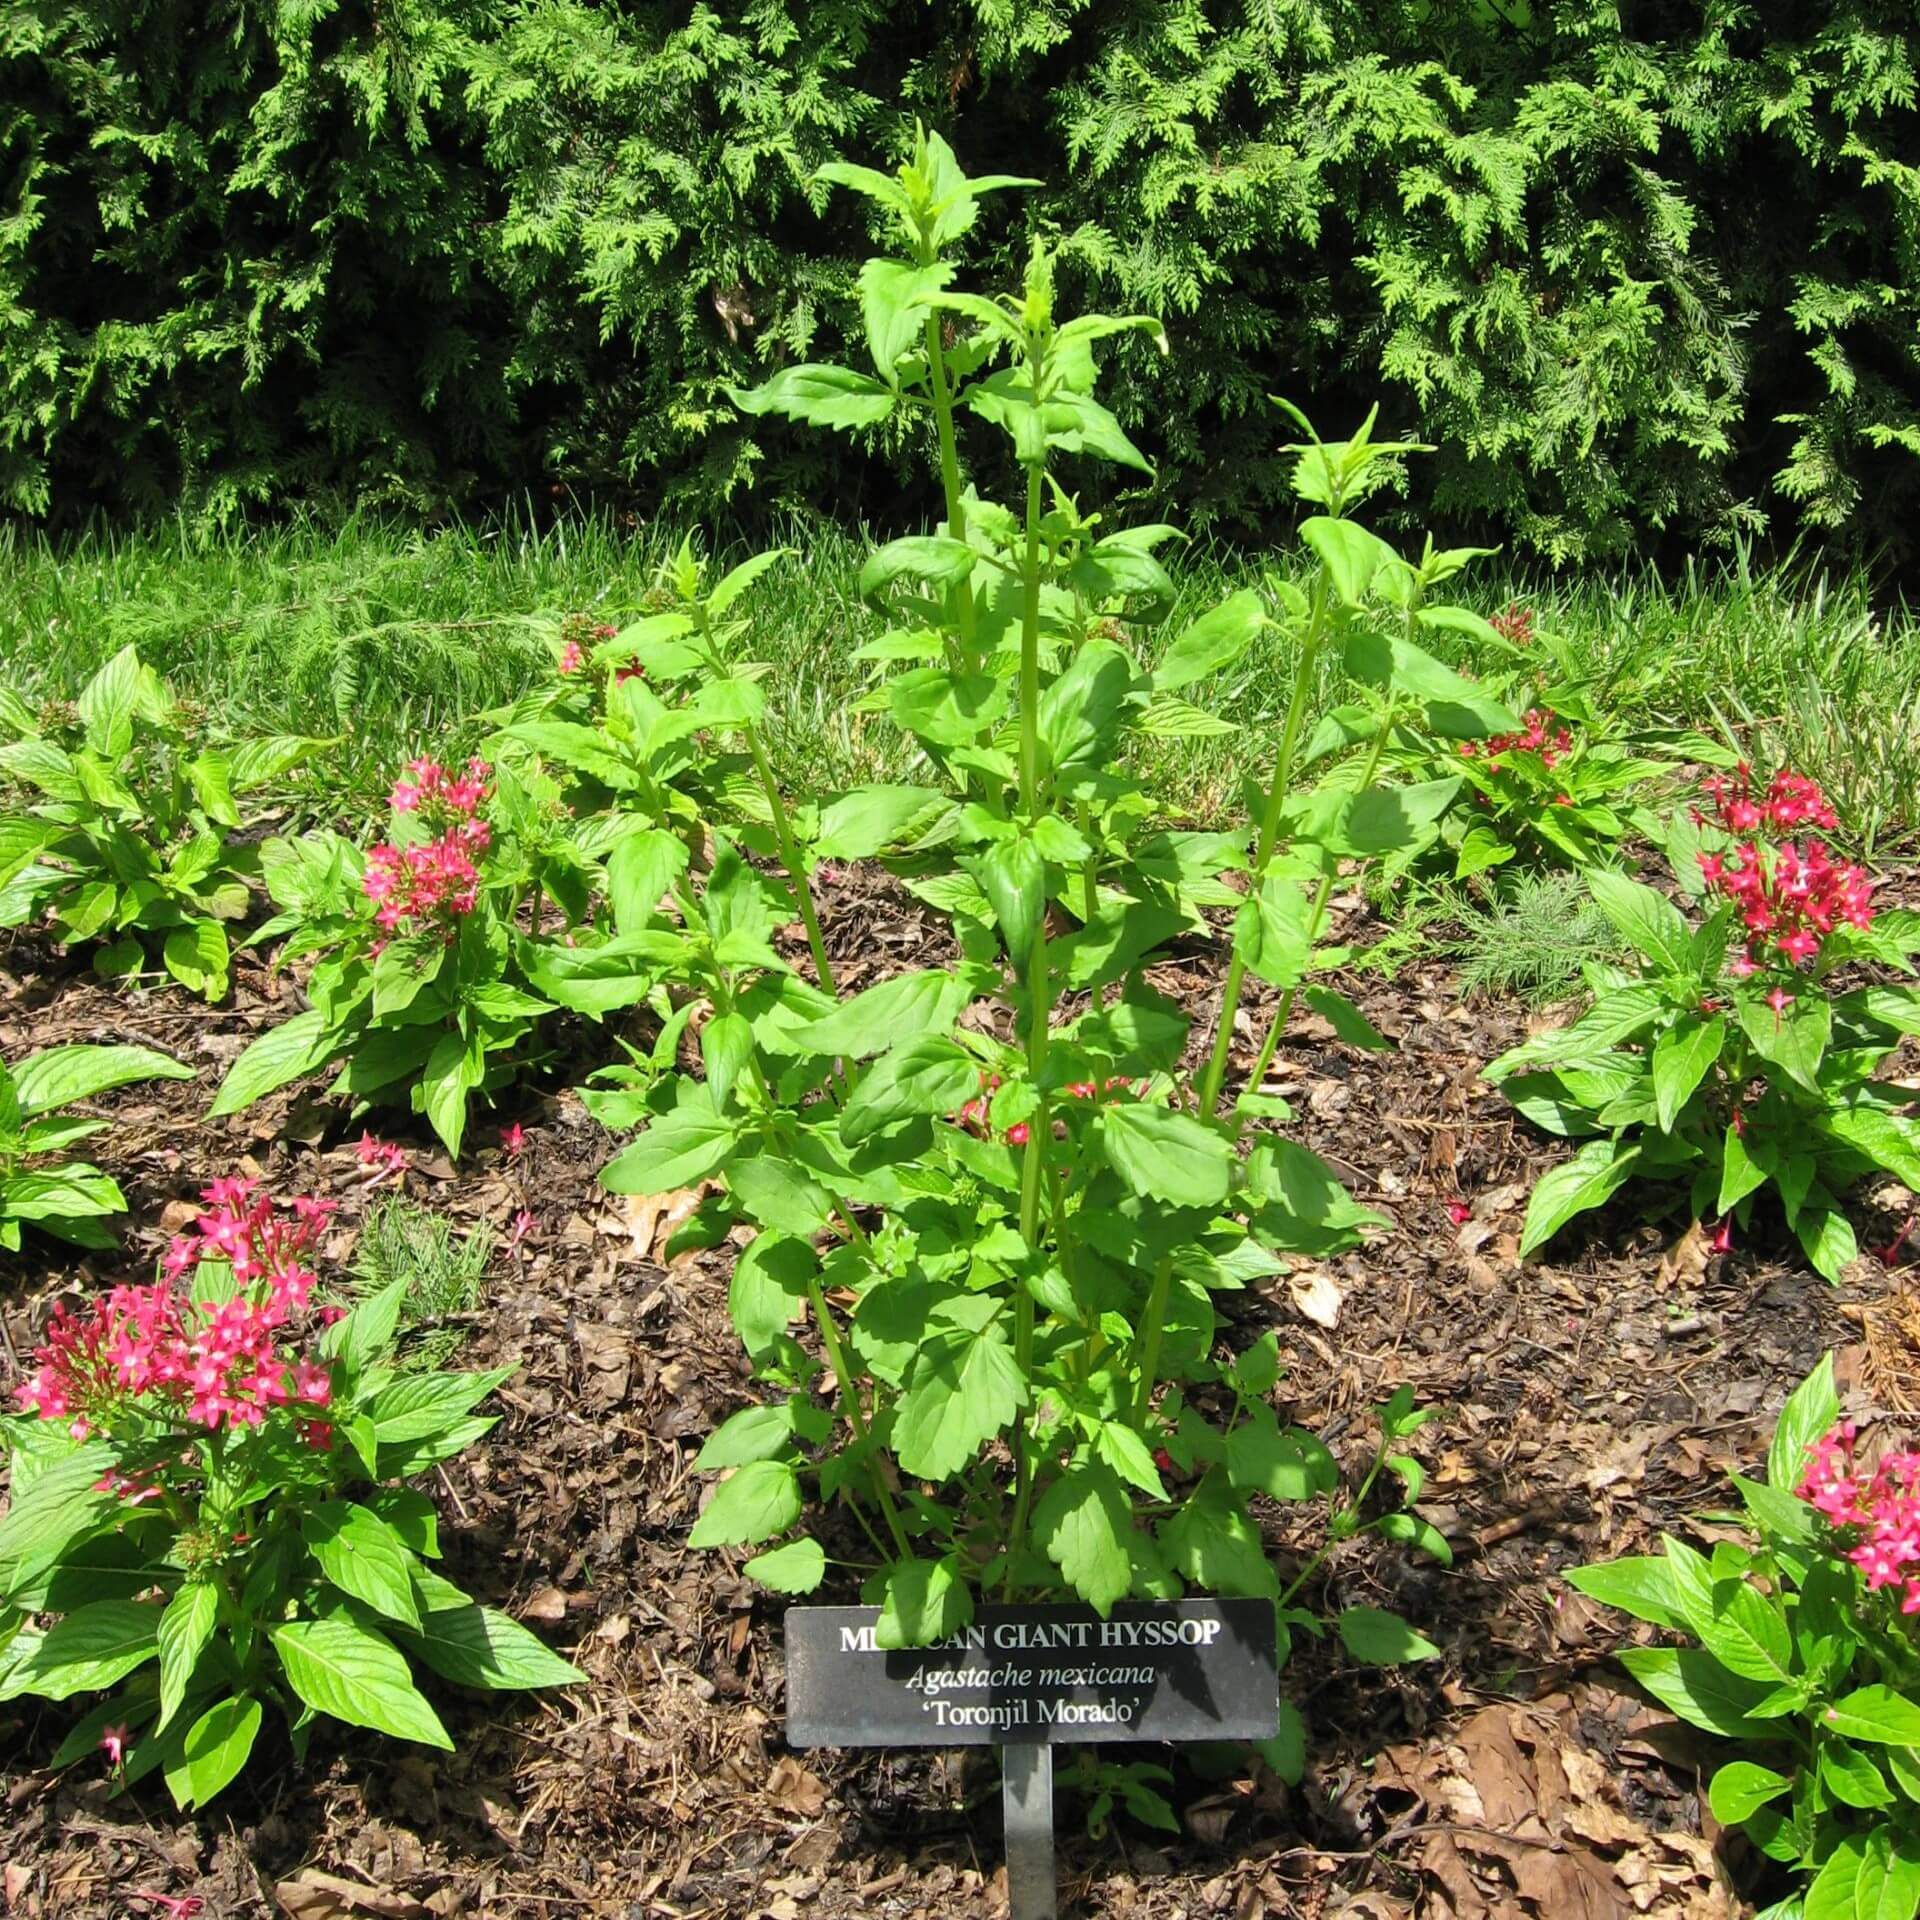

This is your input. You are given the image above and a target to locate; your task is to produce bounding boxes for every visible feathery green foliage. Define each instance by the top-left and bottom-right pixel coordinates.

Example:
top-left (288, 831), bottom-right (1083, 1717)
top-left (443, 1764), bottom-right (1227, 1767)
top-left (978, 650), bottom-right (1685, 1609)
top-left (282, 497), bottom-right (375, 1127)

top-left (4, 2), bottom-right (1919, 558)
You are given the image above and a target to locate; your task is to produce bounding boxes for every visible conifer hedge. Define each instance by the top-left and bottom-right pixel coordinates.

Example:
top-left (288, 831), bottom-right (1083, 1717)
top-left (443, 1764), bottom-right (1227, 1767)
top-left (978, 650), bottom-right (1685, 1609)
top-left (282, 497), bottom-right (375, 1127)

top-left (4, 0), bottom-right (1917, 560)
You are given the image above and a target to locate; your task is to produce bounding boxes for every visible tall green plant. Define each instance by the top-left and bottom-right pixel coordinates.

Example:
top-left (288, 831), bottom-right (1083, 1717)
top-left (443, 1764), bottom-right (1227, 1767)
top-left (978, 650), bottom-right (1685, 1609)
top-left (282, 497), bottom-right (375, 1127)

top-left (570, 148), bottom-right (1554, 1781)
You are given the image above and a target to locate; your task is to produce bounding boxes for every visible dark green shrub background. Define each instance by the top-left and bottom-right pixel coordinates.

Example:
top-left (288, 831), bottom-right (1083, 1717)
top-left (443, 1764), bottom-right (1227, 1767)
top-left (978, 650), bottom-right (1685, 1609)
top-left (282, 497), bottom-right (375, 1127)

top-left (4, 0), bottom-right (1918, 560)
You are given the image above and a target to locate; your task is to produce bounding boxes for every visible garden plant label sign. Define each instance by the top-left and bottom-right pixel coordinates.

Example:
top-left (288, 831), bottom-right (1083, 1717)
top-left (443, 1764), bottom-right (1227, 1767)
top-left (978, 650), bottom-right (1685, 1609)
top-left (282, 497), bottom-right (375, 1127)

top-left (785, 1598), bottom-right (1279, 1746)
top-left (787, 1600), bottom-right (1278, 1920)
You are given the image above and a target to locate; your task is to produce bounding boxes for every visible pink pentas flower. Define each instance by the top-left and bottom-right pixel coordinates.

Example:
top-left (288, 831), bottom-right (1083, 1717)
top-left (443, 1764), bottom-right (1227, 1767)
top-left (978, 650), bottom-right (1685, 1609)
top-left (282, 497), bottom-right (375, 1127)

top-left (101, 1724), bottom-right (130, 1768)
top-left (500, 1122), bottom-right (527, 1156)
top-left (558, 638), bottom-right (585, 675)
top-left (1445, 1200), bottom-right (1472, 1226)
top-left (507, 1209), bottom-right (536, 1249)
top-left (129, 1896), bottom-right (204, 1919)
top-left (14, 1180), bottom-right (337, 1445)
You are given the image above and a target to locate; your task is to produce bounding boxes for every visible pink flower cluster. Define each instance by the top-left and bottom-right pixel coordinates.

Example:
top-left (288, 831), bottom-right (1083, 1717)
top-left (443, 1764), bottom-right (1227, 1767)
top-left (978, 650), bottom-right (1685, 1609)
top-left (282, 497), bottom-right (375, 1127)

top-left (1799, 1420), bottom-right (1920, 1611)
top-left (1702, 764), bottom-right (1839, 837)
top-left (363, 756), bottom-right (493, 939)
top-left (1694, 767), bottom-right (1872, 973)
top-left (14, 1178), bottom-right (336, 1444)
top-left (1459, 707), bottom-right (1572, 770)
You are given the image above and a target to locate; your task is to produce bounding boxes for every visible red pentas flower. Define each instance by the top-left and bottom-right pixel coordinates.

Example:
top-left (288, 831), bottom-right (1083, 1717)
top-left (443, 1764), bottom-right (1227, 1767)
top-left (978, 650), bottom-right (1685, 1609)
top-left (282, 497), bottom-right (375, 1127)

top-left (1694, 765), bottom-right (1872, 974)
top-left (1459, 708), bottom-right (1572, 771)
top-left (14, 1178), bottom-right (337, 1443)
top-left (1489, 604), bottom-right (1536, 647)
top-left (363, 755), bottom-right (494, 941)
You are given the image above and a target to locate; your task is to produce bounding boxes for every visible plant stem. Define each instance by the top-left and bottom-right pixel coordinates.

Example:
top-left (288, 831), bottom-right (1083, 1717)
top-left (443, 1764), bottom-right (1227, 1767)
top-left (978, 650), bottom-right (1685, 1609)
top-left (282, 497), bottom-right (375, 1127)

top-left (744, 721), bottom-right (836, 993)
top-left (806, 1272), bottom-right (911, 1559)
top-left (1197, 584), bottom-right (1327, 1117)
top-left (1132, 1255), bottom-right (1173, 1425)
top-left (923, 313), bottom-right (979, 675)
top-left (1242, 698), bottom-right (1396, 1108)
top-left (1005, 455), bottom-right (1051, 1596)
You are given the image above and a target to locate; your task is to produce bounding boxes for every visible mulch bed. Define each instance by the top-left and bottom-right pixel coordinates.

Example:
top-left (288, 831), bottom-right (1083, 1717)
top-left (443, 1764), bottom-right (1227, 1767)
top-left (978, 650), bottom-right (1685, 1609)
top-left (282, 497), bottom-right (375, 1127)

top-left (3, 862), bottom-right (1916, 1920)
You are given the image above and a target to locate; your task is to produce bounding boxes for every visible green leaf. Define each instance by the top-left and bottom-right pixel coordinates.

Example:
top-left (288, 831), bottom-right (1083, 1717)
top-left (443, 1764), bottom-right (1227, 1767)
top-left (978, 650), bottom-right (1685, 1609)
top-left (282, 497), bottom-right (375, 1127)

top-left (745, 1538), bottom-right (827, 1595)
top-left (78, 644), bottom-right (142, 760)
top-left (1343, 628), bottom-right (1517, 737)
top-left (1696, 1579), bottom-right (1791, 1684)
top-left (1587, 872), bottom-right (1693, 974)
top-left (1652, 1016), bottom-right (1726, 1131)
top-left (302, 1502), bottom-right (422, 1630)
top-left (1295, 778), bottom-right (1461, 858)
top-left (1769, 1357), bottom-right (1841, 1494)
top-left (165, 1694), bottom-right (261, 1811)
top-left (270, 1615), bottom-right (452, 1749)
top-left (1518, 1137), bottom-right (1640, 1258)
top-left (0, 1442), bottom-right (120, 1606)
top-left (1151, 591), bottom-right (1266, 692)
top-left (605, 830), bottom-right (690, 938)
top-left (726, 1232), bottom-right (813, 1362)
top-left (601, 1099), bottom-right (741, 1194)
top-left (12, 1043), bottom-right (195, 1116)
top-left (0, 1599), bottom-right (161, 1701)
top-left (858, 535), bottom-right (976, 600)
top-left (697, 1403), bottom-right (803, 1470)
top-left (1739, 993), bottom-right (1833, 1099)
top-left (874, 1555), bottom-right (974, 1649)
top-left (972, 835), bottom-right (1046, 963)
top-left (1615, 1647), bottom-right (1768, 1737)
top-left (1255, 1700), bottom-right (1307, 1784)
top-left (401, 1602), bottom-right (584, 1691)
top-left (796, 969), bottom-right (966, 1060)
top-left (162, 920), bottom-right (230, 1002)
top-left (1798, 1207), bottom-right (1859, 1283)
top-left (814, 785), bottom-right (949, 860)
top-left (209, 1009), bottom-right (335, 1116)
top-left (1564, 1556), bottom-right (1684, 1629)
top-left (1226, 1406), bottom-right (1337, 1502)
top-left (1825, 1686), bottom-right (1920, 1747)
top-left (1095, 1103), bottom-right (1231, 1208)
top-left (731, 363), bottom-right (897, 430)
top-left (839, 1035), bottom-right (979, 1146)
top-left (894, 1323), bottom-right (1026, 1481)
top-left (1039, 640), bottom-right (1132, 771)
top-left (1033, 1458), bottom-right (1133, 1615)
top-left (157, 1581), bottom-right (219, 1730)
top-left (1707, 1759), bottom-right (1792, 1825)
top-left (1299, 517), bottom-right (1397, 606)
top-left (1300, 985), bottom-right (1390, 1049)
top-left (1336, 1606), bottom-right (1439, 1665)
top-left (687, 1461), bottom-right (802, 1549)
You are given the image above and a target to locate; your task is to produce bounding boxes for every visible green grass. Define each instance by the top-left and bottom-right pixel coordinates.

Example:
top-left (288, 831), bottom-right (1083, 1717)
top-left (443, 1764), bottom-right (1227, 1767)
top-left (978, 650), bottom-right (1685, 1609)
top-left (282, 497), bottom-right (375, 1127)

top-left (3, 513), bottom-right (1914, 847)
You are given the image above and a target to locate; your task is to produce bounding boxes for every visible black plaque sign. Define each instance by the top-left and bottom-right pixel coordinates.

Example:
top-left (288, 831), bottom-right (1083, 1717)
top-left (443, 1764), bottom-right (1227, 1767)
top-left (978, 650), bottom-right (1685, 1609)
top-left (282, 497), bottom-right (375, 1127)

top-left (785, 1599), bottom-right (1278, 1747)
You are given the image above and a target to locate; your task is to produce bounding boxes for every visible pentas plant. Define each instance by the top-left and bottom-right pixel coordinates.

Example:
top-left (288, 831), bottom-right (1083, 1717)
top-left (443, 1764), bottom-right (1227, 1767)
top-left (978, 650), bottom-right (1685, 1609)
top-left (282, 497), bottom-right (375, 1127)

top-left (0, 1179), bottom-right (579, 1810)
top-left (210, 754), bottom-right (568, 1157)
top-left (580, 136), bottom-right (1537, 1779)
top-left (0, 1043), bottom-right (195, 1251)
top-left (0, 645), bottom-right (322, 1000)
top-left (1486, 768), bottom-right (1920, 1279)
top-left (1373, 609), bottom-right (1690, 879)
top-left (1569, 1359), bottom-right (1920, 1920)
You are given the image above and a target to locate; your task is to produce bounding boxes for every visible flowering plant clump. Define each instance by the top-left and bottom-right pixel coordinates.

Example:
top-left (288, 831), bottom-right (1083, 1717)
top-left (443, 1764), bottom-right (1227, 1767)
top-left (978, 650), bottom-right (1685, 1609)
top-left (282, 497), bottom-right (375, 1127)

top-left (1486, 770), bottom-right (1920, 1279)
top-left (0, 644), bottom-right (324, 1000)
top-left (1570, 1358), bottom-right (1920, 1917)
top-left (0, 1179), bottom-right (579, 1810)
top-left (1377, 618), bottom-right (1684, 877)
top-left (210, 748), bottom-right (584, 1156)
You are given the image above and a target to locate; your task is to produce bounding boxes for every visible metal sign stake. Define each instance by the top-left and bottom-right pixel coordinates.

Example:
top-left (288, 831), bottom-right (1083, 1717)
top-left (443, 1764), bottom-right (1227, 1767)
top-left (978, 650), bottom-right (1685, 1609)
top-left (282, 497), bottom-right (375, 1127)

top-left (1001, 1742), bottom-right (1056, 1920)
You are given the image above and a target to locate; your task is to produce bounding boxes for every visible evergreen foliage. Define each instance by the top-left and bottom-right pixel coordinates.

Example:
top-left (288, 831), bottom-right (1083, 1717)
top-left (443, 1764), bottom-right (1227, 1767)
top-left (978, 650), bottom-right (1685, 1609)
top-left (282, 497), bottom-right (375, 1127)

top-left (4, 1), bottom-right (1918, 559)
